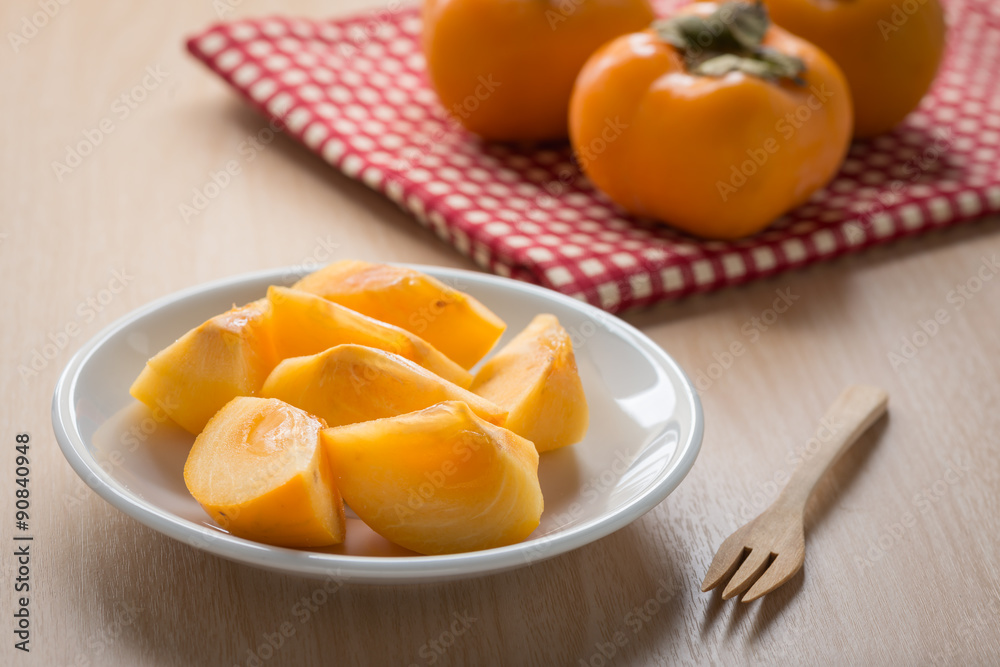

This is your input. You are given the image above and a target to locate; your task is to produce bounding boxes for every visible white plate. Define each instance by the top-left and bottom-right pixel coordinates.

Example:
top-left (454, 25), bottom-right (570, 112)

top-left (52, 265), bottom-right (702, 583)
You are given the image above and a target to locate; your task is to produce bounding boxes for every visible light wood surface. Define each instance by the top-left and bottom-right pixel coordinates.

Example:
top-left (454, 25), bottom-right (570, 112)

top-left (702, 385), bottom-right (889, 601)
top-left (3, 1), bottom-right (1000, 665)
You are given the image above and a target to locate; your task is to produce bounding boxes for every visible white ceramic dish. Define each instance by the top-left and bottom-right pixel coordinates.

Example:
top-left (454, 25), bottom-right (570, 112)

top-left (52, 265), bottom-right (702, 583)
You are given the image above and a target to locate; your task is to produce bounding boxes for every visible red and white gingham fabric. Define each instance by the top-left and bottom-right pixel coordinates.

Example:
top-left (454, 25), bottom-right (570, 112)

top-left (187, 0), bottom-right (1000, 313)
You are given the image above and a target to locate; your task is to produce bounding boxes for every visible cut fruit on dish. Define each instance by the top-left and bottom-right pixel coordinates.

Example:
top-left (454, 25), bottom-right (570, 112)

top-left (321, 401), bottom-right (542, 555)
top-left (292, 260), bottom-right (506, 369)
top-left (267, 285), bottom-right (471, 388)
top-left (183, 397), bottom-right (345, 548)
top-left (471, 314), bottom-right (588, 453)
top-left (129, 299), bottom-right (278, 434)
top-left (261, 344), bottom-right (508, 428)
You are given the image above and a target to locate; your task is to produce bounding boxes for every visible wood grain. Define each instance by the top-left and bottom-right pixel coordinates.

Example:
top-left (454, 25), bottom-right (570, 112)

top-left (702, 385), bottom-right (889, 601)
top-left (2, 0), bottom-right (999, 665)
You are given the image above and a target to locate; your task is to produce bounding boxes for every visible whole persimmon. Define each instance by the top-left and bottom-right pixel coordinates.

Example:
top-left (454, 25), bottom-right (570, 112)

top-left (569, 2), bottom-right (853, 239)
top-left (422, 0), bottom-right (655, 141)
top-left (760, 0), bottom-right (946, 137)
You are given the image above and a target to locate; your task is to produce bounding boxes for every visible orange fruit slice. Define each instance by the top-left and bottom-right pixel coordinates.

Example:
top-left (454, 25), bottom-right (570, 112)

top-left (267, 285), bottom-right (471, 388)
top-left (183, 397), bottom-right (345, 548)
top-left (261, 344), bottom-right (507, 428)
top-left (321, 401), bottom-right (542, 554)
top-left (471, 314), bottom-right (588, 452)
top-left (129, 299), bottom-right (278, 434)
top-left (293, 260), bottom-right (505, 369)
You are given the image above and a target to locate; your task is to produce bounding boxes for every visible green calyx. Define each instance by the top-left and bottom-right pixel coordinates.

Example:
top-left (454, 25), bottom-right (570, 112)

top-left (653, 2), bottom-right (806, 84)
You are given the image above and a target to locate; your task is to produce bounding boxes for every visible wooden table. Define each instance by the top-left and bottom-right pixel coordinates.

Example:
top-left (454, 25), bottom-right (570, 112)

top-left (4, 0), bottom-right (999, 664)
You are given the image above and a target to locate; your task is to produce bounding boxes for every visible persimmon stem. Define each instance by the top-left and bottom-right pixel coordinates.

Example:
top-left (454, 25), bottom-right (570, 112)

top-left (652, 2), bottom-right (806, 84)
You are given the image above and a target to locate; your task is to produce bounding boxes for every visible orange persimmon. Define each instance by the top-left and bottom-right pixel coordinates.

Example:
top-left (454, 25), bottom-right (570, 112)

top-left (261, 344), bottom-right (508, 428)
top-left (130, 299), bottom-right (278, 434)
top-left (569, 1), bottom-right (853, 239)
top-left (759, 0), bottom-right (946, 137)
top-left (321, 401), bottom-right (542, 555)
top-left (422, 0), bottom-right (655, 140)
top-left (292, 260), bottom-right (505, 369)
top-left (184, 397), bottom-right (345, 548)
top-left (471, 314), bottom-right (588, 453)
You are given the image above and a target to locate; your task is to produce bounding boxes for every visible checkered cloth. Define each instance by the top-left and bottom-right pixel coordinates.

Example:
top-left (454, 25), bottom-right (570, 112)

top-left (187, 0), bottom-right (1000, 312)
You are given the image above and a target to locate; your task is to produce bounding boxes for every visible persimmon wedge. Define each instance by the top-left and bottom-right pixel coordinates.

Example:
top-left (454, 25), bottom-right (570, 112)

top-left (261, 344), bottom-right (507, 428)
top-left (471, 314), bottom-right (588, 452)
top-left (130, 299), bottom-right (278, 434)
top-left (321, 401), bottom-right (542, 555)
top-left (292, 261), bottom-right (505, 369)
top-left (183, 397), bottom-right (345, 548)
top-left (267, 285), bottom-right (471, 388)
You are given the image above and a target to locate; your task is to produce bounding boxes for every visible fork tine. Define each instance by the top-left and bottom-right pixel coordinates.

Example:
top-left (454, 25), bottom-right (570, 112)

top-left (741, 551), bottom-right (805, 603)
top-left (701, 538), bottom-right (748, 592)
top-left (721, 548), bottom-right (772, 600)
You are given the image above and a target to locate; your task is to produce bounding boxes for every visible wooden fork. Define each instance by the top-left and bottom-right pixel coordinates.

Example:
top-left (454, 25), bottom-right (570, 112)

top-left (702, 385), bottom-right (889, 602)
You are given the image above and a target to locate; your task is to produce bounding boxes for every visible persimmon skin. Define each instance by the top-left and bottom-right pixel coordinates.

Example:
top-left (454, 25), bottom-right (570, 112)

top-left (760, 0), bottom-right (946, 138)
top-left (471, 314), bottom-right (588, 453)
top-left (423, 0), bottom-right (656, 141)
top-left (569, 4), bottom-right (853, 240)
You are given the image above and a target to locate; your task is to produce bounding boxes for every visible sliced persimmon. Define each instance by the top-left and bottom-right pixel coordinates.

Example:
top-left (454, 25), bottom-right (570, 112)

top-left (292, 260), bottom-right (506, 369)
top-left (321, 401), bottom-right (542, 555)
top-left (261, 344), bottom-right (507, 428)
top-left (129, 299), bottom-right (278, 434)
top-left (267, 286), bottom-right (471, 388)
top-left (183, 397), bottom-right (345, 548)
top-left (471, 314), bottom-right (588, 452)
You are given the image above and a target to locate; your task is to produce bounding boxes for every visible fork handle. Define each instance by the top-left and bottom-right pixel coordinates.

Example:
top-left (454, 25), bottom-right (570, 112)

top-left (775, 385), bottom-right (889, 513)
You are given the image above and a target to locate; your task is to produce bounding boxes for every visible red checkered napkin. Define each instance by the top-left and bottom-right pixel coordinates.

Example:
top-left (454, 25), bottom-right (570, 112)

top-left (187, 0), bottom-right (1000, 312)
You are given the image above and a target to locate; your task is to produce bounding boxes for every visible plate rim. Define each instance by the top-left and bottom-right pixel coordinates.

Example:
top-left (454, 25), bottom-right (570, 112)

top-left (51, 264), bottom-right (703, 583)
